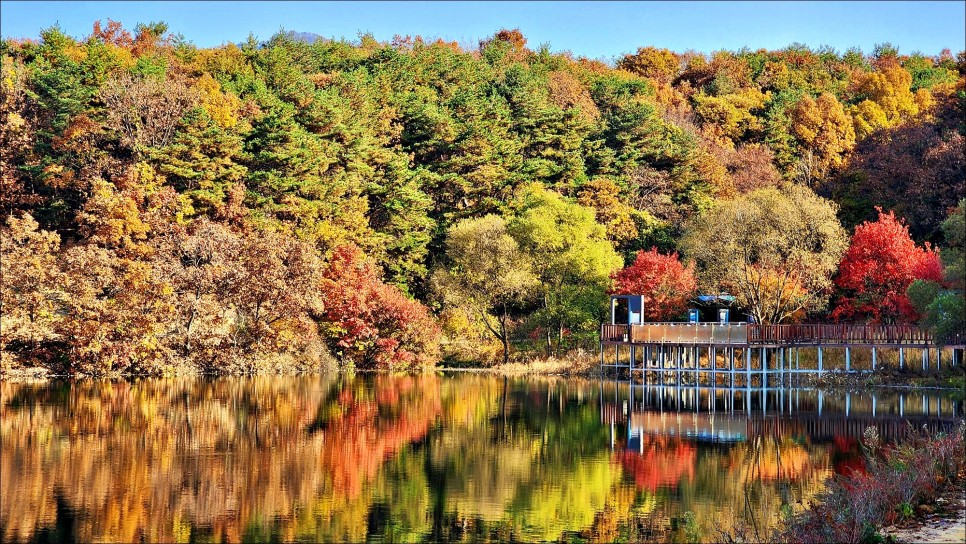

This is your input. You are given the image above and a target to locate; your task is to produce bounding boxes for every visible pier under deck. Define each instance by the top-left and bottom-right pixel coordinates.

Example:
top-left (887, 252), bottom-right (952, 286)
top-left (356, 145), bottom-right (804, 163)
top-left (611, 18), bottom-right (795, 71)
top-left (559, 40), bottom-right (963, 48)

top-left (600, 323), bottom-right (963, 385)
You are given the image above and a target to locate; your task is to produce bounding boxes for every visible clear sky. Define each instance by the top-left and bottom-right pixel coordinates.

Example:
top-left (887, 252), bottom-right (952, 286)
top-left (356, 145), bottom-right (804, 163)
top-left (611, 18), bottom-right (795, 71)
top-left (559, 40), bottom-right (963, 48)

top-left (1, 1), bottom-right (964, 61)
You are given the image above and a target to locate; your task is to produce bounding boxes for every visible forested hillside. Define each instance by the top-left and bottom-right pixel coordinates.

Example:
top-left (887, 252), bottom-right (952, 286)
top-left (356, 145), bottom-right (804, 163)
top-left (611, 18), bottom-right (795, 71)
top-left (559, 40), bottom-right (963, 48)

top-left (1, 23), bottom-right (963, 374)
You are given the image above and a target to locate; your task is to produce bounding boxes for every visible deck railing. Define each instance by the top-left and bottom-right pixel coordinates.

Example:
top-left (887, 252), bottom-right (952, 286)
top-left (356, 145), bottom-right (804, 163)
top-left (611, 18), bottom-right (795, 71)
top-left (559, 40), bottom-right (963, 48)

top-left (747, 323), bottom-right (931, 345)
top-left (601, 323), bottom-right (748, 345)
top-left (601, 323), bottom-right (933, 346)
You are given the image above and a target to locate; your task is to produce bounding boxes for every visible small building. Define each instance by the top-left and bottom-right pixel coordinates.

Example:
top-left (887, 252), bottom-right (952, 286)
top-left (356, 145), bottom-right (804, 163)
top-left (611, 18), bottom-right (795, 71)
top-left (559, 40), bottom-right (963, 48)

top-left (610, 295), bottom-right (644, 325)
top-left (609, 293), bottom-right (740, 324)
top-left (692, 293), bottom-right (739, 323)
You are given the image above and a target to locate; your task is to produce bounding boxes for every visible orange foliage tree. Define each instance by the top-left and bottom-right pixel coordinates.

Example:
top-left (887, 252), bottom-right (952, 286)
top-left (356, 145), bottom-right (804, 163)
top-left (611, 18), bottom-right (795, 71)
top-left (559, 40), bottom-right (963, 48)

top-left (318, 245), bottom-right (440, 370)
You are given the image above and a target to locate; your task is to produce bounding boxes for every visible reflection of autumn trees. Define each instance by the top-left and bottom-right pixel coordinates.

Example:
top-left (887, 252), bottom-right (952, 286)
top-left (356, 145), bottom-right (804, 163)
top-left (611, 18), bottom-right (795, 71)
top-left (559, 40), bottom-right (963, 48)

top-left (608, 431), bottom-right (831, 543)
top-left (664, 436), bottom-right (831, 543)
top-left (318, 374), bottom-right (441, 499)
top-left (425, 377), bottom-right (621, 542)
top-left (620, 436), bottom-right (696, 492)
top-left (0, 375), bottom-right (442, 543)
top-left (2, 375), bottom-right (864, 543)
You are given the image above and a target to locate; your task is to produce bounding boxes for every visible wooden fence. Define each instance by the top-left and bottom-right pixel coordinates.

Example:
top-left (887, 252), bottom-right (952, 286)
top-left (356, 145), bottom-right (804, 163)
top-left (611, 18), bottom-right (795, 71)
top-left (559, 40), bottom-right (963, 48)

top-left (601, 323), bottom-right (934, 347)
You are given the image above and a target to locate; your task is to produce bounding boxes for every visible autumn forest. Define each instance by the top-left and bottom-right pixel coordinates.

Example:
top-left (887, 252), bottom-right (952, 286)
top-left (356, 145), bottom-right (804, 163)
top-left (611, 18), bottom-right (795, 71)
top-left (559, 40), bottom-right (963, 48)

top-left (1, 23), bottom-right (964, 375)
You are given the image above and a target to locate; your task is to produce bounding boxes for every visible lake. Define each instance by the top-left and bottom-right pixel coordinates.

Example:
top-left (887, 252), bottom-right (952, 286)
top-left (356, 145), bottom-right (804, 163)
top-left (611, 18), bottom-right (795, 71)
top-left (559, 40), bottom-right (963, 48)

top-left (1, 374), bottom-right (962, 543)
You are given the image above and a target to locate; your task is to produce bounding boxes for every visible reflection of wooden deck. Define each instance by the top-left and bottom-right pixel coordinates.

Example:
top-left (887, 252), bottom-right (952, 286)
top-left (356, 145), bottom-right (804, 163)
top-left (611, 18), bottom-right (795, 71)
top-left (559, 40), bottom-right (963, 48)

top-left (601, 323), bottom-right (935, 348)
top-left (599, 384), bottom-right (964, 443)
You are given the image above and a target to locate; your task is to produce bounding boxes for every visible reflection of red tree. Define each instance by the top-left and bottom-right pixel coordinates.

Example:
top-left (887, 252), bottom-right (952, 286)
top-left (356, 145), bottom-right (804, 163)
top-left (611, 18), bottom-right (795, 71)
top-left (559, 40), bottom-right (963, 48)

top-left (320, 375), bottom-right (441, 498)
top-left (618, 435), bottom-right (696, 492)
top-left (832, 434), bottom-right (866, 477)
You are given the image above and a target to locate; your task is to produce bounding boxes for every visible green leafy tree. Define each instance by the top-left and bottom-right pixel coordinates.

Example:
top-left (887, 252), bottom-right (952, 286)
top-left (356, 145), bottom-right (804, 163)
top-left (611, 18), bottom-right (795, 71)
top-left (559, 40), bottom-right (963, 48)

top-left (432, 215), bottom-right (538, 364)
top-left (508, 184), bottom-right (622, 353)
top-left (909, 199), bottom-right (966, 344)
top-left (149, 108), bottom-right (248, 217)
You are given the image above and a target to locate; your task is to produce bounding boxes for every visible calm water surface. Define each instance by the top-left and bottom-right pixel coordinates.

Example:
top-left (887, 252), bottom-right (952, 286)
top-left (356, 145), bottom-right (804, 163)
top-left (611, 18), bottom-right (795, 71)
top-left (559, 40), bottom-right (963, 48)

top-left (0, 374), bottom-right (962, 543)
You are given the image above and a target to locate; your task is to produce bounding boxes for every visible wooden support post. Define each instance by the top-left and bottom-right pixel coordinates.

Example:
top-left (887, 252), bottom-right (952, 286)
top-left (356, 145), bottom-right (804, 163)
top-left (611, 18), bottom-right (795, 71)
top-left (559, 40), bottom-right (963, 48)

top-left (766, 347), bottom-right (772, 387)
top-left (695, 346), bottom-right (700, 384)
top-left (660, 347), bottom-right (665, 385)
top-left (641, 345), bottom-right (651, 384)
top-left (600, 340), bottom-right (604, 374)
top-left (779, 348), bottom-right (785, 386)
top-left (746, 348), bottom-right (751, 387)
top-left (729, 348), bottom-right (735, 388)
top-left (675, 346), bottom-right (681, 385)
top-left (630, 345), bottom-right (635, 376)
top-left (712, 346), bottom-right (717, 387)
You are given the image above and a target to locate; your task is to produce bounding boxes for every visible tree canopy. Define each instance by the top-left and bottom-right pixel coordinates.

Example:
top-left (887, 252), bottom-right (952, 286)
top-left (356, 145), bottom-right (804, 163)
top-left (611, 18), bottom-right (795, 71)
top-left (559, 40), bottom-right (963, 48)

top-left (1, 22), bottom-right (963, 371)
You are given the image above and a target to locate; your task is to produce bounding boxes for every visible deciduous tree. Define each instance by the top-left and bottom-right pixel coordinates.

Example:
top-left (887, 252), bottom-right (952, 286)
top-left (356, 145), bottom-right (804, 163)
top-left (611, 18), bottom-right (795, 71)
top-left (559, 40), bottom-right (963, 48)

top-left (681, 185), bottom-right (848, 323)
top-left (0, 214), bottom-right (63, 365)
top-left (508, 184), bottom-right (622, 353)
top-left (610, 248), bottom-right (697, 321)
top-left (832, 209), bottom-right (943, 323)
top-left (320, 244), bottom-right (441, 369)
top-left (432, 215), bottom-right (538, 364)
top-left (791, 92), bottom-right (856, 176)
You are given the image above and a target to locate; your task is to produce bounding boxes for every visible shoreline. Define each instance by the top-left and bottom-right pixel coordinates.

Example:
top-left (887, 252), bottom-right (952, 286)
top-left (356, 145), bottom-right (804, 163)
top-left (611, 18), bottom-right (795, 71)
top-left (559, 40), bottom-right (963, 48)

top-left (883, 495), bottom-right (966, 544)
top-left (2, 362), bottom-right (964, 393)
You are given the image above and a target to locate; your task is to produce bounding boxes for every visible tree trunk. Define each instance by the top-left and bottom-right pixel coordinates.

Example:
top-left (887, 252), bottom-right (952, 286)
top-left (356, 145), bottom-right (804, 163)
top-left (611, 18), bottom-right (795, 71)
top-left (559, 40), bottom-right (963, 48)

top-left (543, 293), bottom-right (552, 356)
top-left (500, 303), bottom-right (511, 365)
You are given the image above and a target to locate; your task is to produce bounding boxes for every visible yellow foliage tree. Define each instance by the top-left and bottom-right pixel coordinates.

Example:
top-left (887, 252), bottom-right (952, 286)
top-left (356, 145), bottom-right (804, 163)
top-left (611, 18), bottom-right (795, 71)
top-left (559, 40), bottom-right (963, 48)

top-left (577, 178), bottom-right (638, 243)
top-left (850, 65), bottom-right (919, 139)
top-left (791, 93), bottom-right (856, 171)
top-left (75, 178), bottom-right (151, 256)
top-left (850, 99), bottom-right (889, 140)
top-left (0, 214), bottom-right (64, 365)
top-left (195, 73), bottom-right (241, 128)
top-left (692, 88), bottom-right (768, 145)
top-left (618, 46), bottom-right (680, 84)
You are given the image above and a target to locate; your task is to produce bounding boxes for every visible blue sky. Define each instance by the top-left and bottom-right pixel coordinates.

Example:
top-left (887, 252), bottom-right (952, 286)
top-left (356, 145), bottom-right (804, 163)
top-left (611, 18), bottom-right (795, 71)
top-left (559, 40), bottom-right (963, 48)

top-left (1, 1), bottom-right (963, 61)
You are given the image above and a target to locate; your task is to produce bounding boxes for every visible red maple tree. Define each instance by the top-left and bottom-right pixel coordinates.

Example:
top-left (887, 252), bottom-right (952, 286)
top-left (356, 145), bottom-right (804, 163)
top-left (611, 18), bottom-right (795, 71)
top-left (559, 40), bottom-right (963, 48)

top-left (318, 244), bottom-right (441, 369)
top-left (831, 209), bottom-right (943, 323)
top-left (610, 248), bottom-right (697, 321)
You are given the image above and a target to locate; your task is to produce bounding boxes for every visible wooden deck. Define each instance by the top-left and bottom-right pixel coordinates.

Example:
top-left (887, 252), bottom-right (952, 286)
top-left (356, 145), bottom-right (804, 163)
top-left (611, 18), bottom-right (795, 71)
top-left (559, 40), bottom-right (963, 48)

top-left (601, 323), bottom-right (936, 348)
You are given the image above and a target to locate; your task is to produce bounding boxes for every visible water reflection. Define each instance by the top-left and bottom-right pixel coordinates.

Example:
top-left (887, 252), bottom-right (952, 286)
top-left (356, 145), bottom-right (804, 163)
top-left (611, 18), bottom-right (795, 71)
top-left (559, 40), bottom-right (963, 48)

top-left (0, 375), bottom-right (961, 543)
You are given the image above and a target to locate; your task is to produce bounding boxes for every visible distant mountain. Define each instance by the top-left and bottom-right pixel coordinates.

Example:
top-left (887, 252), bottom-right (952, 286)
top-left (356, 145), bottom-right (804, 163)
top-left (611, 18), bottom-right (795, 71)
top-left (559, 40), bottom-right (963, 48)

top-left (283, 30), bottom-right (328, 44)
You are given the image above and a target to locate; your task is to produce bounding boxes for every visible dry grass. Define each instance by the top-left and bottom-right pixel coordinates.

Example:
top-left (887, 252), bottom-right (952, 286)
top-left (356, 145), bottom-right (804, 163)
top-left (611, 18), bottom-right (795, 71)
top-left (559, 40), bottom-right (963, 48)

top-left (438, 349), bottom-right (603, 376)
